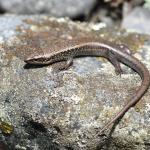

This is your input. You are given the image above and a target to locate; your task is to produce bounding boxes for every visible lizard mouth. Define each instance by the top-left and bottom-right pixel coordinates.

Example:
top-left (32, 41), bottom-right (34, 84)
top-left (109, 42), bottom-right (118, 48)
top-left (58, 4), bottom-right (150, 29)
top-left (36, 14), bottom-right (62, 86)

top-left (24, 56), bottom-right (49, 65)
top-left (24, 57), bottom-right (33, 64)
top-left (24, 57), bottom-right (39, 65)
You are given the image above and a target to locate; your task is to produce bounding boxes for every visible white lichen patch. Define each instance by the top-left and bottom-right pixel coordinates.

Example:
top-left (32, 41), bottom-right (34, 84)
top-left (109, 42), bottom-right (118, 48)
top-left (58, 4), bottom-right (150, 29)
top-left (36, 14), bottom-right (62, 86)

top-left (145, 103), bottom-right (150, 112)
top-left (90, 22), bottom-right (106, 31)
top-left (30, 24), bottom-right (50, 32)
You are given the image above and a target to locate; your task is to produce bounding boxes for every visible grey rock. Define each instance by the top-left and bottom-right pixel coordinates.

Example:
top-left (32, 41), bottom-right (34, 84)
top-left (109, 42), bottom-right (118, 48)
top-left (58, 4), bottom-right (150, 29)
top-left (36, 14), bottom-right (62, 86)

top-left (0, 0), bottom-right (96, 17)
top-left (122, 7), bottom-right (150, 34)
top-left (0, 15), bottom-right (150, 150)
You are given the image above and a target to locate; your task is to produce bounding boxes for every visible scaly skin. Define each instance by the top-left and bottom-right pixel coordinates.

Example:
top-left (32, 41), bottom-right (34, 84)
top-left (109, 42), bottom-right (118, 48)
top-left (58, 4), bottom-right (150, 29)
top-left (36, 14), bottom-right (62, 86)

top-left (24, 37), bottom-right (150, 134)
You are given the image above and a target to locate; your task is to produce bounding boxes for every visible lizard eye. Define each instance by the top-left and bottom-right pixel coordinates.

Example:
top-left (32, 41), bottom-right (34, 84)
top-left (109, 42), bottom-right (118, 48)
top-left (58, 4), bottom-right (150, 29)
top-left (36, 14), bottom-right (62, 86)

top-left (37, 58), bottom-right (45, 62)
top-left (24, 56), bottom-right (45, 64)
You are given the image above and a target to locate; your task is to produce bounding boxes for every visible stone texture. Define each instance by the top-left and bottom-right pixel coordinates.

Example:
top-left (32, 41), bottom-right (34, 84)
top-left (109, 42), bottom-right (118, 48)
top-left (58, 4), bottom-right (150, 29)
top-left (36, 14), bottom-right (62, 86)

top-left (0, 15), bottom-right (150, 150)
top-left (0, 0), bottom-right (96, 17)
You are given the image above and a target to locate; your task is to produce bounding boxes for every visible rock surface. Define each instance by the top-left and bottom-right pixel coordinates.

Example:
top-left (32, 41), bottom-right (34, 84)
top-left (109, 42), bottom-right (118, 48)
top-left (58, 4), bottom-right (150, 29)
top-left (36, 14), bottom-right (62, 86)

top-left (0, 0), bottom-right (96, 17)
top-left (0, 15), bottom-right (150, 150)
top-left (122, 7), bottom-right (150, 34)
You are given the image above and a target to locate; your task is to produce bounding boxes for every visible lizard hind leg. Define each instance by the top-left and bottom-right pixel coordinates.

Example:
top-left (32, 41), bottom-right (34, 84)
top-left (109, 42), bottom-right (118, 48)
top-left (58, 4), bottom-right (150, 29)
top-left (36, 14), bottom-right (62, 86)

top-left (109, 44), bottom-right (132, 75)
top-left (108, 53), bottom-right (123, 76)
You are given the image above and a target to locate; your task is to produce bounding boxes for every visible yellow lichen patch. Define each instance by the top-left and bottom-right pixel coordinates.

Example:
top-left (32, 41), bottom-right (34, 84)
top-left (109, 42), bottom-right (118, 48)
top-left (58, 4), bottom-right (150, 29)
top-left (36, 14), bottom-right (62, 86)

top-left (116, 33), bottom-right (149, 52)
top-left (134, 99), bottom-right (146, 113)
top-left (0, 119), bottom-right (14, 134)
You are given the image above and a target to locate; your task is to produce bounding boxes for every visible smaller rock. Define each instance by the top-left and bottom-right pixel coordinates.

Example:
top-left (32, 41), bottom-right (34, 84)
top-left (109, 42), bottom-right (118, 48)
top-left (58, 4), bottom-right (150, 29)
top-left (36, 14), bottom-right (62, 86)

top-left (0, 0), bottom-right (97, 18)
top-left (122, 7), bottom-right (150, 34)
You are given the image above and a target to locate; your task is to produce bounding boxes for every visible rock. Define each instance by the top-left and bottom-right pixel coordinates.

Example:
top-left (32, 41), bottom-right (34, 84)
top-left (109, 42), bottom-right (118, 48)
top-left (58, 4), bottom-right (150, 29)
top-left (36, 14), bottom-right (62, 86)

top-left (0, 15), bottom-right (150, 150)
top-left (122, 7), bottom-right (150, 34)
top-left (0, 0), bottom-right (96, 18)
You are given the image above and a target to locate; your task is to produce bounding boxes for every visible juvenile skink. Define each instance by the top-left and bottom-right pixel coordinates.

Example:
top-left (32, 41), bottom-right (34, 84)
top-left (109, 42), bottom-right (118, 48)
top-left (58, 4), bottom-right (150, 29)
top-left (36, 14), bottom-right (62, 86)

top-left (24, 37), bottom-right (150, 134)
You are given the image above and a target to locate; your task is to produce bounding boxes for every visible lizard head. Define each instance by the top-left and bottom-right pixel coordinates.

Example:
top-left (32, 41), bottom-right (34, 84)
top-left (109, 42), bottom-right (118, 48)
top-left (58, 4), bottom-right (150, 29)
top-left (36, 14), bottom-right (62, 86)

top-left (24, 54), bottom-right (45, 65)
top-left (24, 53), bottom-right (55, 65)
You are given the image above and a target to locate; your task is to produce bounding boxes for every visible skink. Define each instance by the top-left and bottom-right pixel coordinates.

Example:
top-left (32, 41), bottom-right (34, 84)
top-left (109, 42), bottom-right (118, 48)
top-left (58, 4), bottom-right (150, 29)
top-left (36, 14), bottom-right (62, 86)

top-left (24, 37), bottom-right (150, 134)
